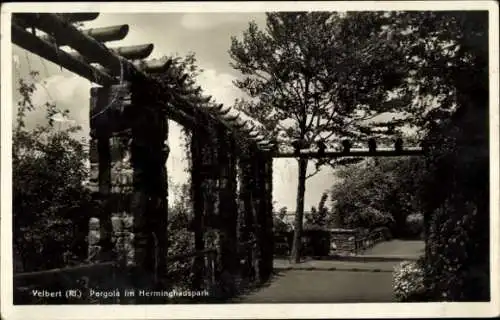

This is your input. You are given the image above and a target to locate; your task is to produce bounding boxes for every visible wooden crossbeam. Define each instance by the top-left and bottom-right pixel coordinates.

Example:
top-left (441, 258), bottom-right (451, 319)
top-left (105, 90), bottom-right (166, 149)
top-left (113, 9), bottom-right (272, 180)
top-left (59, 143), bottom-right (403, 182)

top-left (94, 58), bottom-right (174, 75)
top-left (247, 131), bottom-right (260, 138)
top-left (68, 44), bottom-right (154, 62)
top-left (252, 134), bottom-right (266, 142)
top-left (139, 58), bottom-right (174, 74)
top-left (40, 25), bottom-right (130, 45)
top-left (58, 12), bottom-right (100, 23)
top-left (15, 13), bottom-right (137, 77)
top-left (217, 107), bottom-right (231, 116)
top-left (12, 13), bottom-right (273, 151)
top-left (274, 147), bottom-right (424, 158)
top-left (240, 123), bottom-right (256, 134)
top-left (257, 140), bottom-right (272, 147)
top-left (232, 119), bottom-right (248, 129)
top-left (179, 86), bottom-right (202, 95)
top-left (222, 113), bottom-right (240, 123)
top-left (11, 23), bottom-right (114, 85)
top-left (165, 105), bottom-right (199, 128)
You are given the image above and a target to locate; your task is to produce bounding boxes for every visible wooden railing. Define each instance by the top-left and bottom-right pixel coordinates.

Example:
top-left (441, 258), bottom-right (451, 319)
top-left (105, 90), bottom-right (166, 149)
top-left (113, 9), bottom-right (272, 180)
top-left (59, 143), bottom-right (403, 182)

top-left (353, 229), bottom-right (387, 254)
top-left (273, 227), bottom-right (391, 258)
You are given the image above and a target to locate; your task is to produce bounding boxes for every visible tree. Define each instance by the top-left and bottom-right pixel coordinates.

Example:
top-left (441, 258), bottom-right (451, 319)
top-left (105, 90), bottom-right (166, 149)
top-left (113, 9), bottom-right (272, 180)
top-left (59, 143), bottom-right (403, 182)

top-left (338, 11), bottom-right (489, 300)
top-left (379, 11), bottom-right (489, 301)
top-left (274, 206), bottom-right (292, 233)
top-left (277, 206), bottom-right (288, 220)
top-left (330, 157), bottom-right (424, 235)
top-left (229, 12), bottom-right (410, 262)
top-left (305, 192), bottom-right (329, 228)
top-left (13, 71), bottom-right (93, 271)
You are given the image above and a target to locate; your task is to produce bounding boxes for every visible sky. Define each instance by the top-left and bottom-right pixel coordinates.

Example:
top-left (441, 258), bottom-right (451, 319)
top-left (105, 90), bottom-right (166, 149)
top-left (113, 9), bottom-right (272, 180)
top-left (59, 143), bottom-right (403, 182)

top-left (11, 12), bottom-right (339, 211)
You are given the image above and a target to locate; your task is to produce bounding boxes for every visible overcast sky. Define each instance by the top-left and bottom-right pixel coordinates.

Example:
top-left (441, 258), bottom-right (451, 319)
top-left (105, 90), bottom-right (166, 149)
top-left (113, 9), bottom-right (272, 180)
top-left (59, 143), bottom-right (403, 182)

top-left (11, 12), bottom-right (338, 211)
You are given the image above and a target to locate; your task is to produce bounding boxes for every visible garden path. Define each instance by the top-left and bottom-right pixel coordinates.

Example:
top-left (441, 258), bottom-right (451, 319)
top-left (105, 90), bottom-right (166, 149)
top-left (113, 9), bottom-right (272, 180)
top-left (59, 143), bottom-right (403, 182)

top-left (237, 240), bottom-right (424, 303)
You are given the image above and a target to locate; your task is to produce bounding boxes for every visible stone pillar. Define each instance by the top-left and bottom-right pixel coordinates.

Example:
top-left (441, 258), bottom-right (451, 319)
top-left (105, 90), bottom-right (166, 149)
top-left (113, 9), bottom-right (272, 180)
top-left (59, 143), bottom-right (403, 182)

top-left (110, 135), bottom-right (134, 268)
top-left (216, 126), bottom-right (239, 293)
top-left (237, 144), bottom-right (258, 282)
top-left (190, 124), bottom-right (219, 289)
top-left (89, 81), bottom-right (169, 293)
top-left (253, 152), bottom-right (266, 282)
top-left (129, 86), bottom-right (169, 290)
top-left (190, 127), bottom-right (205, 289)
top-left (90, 85), bottom-right (131, 260)
top-left (238, 148), bottom-right (274, 283)
top-left (261, 153), bottom-right (274, 281)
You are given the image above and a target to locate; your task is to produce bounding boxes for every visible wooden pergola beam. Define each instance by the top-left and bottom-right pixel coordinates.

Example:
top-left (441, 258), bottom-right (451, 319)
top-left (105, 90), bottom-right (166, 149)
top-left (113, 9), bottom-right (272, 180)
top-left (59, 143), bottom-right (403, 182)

top-left (222, 113), bottom-right (240, 123)
top-left (179, 86), bottom-right (202, 96)
top-left (15, 13), bottom-right (138, 78)
top-left (247, 131), bottom-right (260, 138)
top-left (59, 13), bottom-right (100, 23)
top-left (232, 119), bottom-right (248, 130)
top-left (217, 107), bottom-right (231, 116)
top-left (127, 58), bottom-right (172, 74)
top-left (240, 123), bottom-right (256, 134)
top-left (13, 13), bottom-right (273, 150)
top-left (43, 24), bottom-right (129, 45)
top-left (68, 44), bottom-right (154, 63)
top-left (274, 147), bottom-right (424, 158)
top-left (108, 43), bottom-right (155, 60)
top-left (11, 23), bottom-right (115, 85)
top-left (251, 134), bottom-right (266, 142)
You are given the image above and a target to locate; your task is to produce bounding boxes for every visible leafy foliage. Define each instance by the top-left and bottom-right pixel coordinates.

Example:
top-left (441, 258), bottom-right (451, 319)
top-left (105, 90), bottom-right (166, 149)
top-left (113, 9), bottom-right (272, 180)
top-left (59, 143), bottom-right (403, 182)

top-left (13, 71), bottom-right (93, 272)
top-left (399, 11), bottom-right (489, 301)
top-left (393, 259), bottom-right (426, 302)
top-left (230, 12), bottom-right (411, 146)
top-left (406, 213), bottom-right (424, 239)
top-left (304, 192), bottom-right (329, 228)
top-left (330, 157), bottom-right (425, 236)
top-left (421, 104), bottom-right (489, 301)
top-left (229, 12), bottom-right (410, 262)
top-left (326, 11), bottom-right (489, 301)
top-left (274, 206), bottom-right (292, 233)
top-left (167, 180), bottom-right (195, 288)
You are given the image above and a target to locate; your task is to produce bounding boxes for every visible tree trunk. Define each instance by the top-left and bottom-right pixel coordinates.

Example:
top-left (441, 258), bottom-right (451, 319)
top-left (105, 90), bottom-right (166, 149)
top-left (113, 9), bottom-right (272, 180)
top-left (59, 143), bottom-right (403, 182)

top-left (290, 158), bottom-right (308, 263)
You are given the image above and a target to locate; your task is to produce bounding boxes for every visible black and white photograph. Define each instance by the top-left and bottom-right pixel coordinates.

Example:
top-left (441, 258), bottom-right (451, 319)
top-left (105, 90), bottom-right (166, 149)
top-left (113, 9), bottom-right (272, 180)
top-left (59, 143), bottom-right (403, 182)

top-left (1, 1), bottom-right (499, 319)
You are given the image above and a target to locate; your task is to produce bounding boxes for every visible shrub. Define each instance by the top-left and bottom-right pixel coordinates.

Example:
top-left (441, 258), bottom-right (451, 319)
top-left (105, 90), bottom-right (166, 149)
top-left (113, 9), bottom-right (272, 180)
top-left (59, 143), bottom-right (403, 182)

top-left (424, 199), bottom-right (489, 301)
top-left (405, 213), bottom-right (424, 239)
top-left (393, 259), bottom-right (426, 302)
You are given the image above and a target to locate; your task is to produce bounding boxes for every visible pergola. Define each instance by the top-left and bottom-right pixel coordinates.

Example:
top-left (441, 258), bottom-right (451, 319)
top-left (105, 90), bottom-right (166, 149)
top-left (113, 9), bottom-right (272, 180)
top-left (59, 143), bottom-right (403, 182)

top-left (12, 12), bottom-right (275, 294)
top-left (11, 13), bottom-right (424, 301)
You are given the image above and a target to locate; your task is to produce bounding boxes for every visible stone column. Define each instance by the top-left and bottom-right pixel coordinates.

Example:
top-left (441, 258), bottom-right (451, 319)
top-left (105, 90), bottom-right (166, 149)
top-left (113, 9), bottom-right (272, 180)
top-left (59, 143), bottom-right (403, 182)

top-left (243, 149), bottom-right (274, 283)
top-left (261, 153), bottom-right (274, 281)
top-left (191, 123), bottom-right (219, 290)
top-left (90, 85), bottom-right (130, 261)
top-left (237, 144), bottom-right (258, 282)
top-left (216, 126), bottom-right (239, 294)
top-left (129, 92), bottom-right (169, 291)
top-left (191, 127), bottom-right (205, 289)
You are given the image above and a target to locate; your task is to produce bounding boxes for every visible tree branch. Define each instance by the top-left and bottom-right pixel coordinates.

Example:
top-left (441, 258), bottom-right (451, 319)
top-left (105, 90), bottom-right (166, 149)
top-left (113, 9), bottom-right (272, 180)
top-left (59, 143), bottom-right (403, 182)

top-left (305, 164), bottom-right (322, 179)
